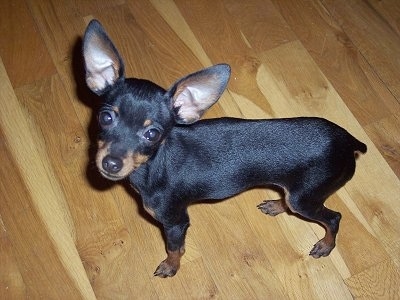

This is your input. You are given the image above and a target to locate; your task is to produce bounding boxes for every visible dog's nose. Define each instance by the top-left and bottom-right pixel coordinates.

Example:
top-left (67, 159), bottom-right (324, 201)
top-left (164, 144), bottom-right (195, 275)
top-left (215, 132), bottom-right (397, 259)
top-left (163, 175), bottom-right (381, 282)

top-left (102, 155), bottom-right (123, 174)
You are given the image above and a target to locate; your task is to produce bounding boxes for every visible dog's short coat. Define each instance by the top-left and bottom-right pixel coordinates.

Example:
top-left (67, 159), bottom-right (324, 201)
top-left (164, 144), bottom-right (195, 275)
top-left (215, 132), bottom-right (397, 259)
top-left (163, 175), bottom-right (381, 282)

top-left (83, 20), bottom-right (367, 277)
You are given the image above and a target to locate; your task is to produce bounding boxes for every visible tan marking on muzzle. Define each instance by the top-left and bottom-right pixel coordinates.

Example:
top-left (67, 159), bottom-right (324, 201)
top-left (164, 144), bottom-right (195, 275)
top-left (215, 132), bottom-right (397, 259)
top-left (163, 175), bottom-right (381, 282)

top-left (132, 153), bottom-right (149, 168)
top-left (96, 140), bottom-right (110, 170)
top-left (114, 152), bottom-right (150, 179)
top-left (96, 143), bottom-right (150, 180)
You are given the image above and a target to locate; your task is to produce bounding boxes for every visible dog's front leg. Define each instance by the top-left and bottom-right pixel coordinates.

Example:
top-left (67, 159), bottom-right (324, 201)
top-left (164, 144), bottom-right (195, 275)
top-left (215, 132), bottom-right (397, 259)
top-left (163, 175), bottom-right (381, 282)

top-left (154, 219), bottom-right (190, 277)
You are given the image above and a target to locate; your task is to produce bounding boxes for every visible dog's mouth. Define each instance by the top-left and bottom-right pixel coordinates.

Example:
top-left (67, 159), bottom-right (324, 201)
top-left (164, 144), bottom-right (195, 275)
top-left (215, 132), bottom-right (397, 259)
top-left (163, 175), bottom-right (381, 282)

top-left (98, 168), bottom-right (127, 181)
top-left (96, 141), bottom-right (149, 181)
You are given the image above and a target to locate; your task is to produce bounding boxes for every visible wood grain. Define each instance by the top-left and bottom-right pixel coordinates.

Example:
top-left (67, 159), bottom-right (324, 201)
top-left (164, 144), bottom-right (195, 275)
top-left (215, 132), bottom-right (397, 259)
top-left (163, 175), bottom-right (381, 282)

top-left (0, 0), bottom-right (399, 298)
top-left (0, 0), bottom-right (56, 88)
top-left (323, 0), bottom-right (400, 100)
top-left (0, 59), bottom-right (94, 299)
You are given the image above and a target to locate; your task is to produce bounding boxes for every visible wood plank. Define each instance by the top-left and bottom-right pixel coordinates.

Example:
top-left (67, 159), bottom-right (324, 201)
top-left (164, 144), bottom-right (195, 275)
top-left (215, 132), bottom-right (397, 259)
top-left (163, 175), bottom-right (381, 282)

top-left (364, 114), bottom-right (400, 178)
top-left (0, 215), bottom-right (26, 299)
top-left (356, 57), bottom-right (400, 176)
top-left (189, 200), bottom-right (287, 298)
top-left (366, 0), bottom-right (400, 37)
top-left (345, 259), bottom-right (400, 298)
top-left (25, 0), bottom-right (94, 129)
top-left (126, 0), bottom-right (205, 83)
top-left (14, 74), bottom-right (157, 299)
top-left (0, 59), bottom-right (94, 298)
top-left (322, 0), bottom-right (400, 101)
top-left (148, 0), bottom-right (243, 118)
top-left (0, 0), bottom-right (56, 87)
top-left (223, 0), bottom-right (297, 52)
top-left (129, 0), bottom-right (241, 122)
top-left (0, 135), bottom-right (83, 298)
top-left (174, 0), bottom-right (275, 117)
top-left (328, 193), bottom-right (389, 275)
top-left (271, 0), bottom-right (399, 126)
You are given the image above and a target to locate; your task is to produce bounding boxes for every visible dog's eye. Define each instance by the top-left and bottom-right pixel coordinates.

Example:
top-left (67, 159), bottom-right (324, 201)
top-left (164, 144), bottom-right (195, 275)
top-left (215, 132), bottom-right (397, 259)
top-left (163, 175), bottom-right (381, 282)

top-left (143, 128), bottom-right (161, 142)
top-left (99, 110), bottom-right (116, 128)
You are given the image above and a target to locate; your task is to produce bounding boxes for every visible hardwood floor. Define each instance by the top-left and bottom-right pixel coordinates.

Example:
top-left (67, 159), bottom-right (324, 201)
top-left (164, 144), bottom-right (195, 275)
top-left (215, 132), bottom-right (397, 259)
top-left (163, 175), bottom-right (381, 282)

top-left (1, 0), bottom-right (399, 299)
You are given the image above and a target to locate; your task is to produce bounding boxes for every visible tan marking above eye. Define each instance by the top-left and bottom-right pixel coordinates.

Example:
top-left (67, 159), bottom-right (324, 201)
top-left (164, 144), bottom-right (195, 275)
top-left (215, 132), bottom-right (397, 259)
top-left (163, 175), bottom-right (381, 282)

top-left (143, 119), bottom-right (152, 127)
top-left (95, 141), bottom-right (111, 174)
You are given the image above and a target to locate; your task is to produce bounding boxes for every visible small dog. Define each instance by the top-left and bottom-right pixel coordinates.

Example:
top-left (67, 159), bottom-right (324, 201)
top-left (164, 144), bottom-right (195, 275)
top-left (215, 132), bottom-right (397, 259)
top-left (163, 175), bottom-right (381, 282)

top-left (83, 20), bottom-right (367, 277)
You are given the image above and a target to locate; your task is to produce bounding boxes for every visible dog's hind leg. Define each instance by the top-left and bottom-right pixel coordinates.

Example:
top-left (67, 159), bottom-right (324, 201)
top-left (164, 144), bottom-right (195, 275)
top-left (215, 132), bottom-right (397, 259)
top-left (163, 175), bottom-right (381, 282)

top-left (285, 189), bottom-right (342, 258)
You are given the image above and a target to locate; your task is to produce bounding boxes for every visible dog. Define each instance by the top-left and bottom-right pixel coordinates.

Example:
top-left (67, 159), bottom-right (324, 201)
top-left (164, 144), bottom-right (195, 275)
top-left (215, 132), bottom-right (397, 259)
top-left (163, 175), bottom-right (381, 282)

top-left (82, 20), bottom-right (367, 277)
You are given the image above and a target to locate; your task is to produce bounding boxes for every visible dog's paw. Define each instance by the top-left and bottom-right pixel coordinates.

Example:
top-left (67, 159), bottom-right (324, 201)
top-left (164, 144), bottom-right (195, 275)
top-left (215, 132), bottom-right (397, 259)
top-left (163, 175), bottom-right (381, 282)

top-left (309, 239), bottom-right (335, 258)
top-left (154, 260), bottom-right (178, 278)
top-left (257, 200), bottom-right (286, 216)
top-left (154, 249), bottom-right (183, 278)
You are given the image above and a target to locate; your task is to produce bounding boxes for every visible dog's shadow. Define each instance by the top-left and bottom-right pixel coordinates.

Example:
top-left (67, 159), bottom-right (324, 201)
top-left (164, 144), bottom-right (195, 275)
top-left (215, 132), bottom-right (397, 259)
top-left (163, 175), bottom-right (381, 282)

top-left (71, 37), bottom-right (163, 232)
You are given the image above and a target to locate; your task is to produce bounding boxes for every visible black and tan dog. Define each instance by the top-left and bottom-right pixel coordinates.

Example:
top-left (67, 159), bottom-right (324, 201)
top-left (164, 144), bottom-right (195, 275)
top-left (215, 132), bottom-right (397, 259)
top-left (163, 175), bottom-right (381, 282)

top-left (82, 20), bottom-right (367, 277)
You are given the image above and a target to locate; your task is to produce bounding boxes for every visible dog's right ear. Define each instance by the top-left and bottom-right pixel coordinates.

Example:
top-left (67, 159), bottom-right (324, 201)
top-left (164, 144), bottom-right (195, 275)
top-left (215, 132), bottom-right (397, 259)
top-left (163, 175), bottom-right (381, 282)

top-left (82, 19), bottom-right (125, 95)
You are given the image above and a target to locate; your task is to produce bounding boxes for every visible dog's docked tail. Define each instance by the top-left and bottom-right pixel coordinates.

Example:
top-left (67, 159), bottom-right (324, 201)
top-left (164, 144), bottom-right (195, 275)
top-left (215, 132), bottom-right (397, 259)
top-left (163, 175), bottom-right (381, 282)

top-left (353, 138), bottom-right (367, 158)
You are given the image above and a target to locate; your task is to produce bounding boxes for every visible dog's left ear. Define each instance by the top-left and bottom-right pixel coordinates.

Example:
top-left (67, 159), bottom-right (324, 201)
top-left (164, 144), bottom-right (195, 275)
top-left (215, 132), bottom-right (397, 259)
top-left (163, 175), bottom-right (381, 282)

top-left (168, 64), bottom-right (231, 124)
top-left (82, 19), bottom-right (125, 95)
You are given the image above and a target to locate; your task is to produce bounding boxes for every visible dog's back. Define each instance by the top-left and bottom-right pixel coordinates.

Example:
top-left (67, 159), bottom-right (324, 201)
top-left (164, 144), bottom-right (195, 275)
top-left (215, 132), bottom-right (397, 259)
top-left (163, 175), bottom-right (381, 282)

top-left (134, 117), bottom-right (366, 203)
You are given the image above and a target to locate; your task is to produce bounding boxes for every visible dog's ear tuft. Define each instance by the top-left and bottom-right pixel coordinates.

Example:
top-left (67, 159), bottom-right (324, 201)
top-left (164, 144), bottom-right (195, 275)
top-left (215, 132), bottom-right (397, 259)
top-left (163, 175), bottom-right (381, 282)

top-left (168, 64), bottom-right (231, 124)
top-left (82, 19), bottom-right (125, 95)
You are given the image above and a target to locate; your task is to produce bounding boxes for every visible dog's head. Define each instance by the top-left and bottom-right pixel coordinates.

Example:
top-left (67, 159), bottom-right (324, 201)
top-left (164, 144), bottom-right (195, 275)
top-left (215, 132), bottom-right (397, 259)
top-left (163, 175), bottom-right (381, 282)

top-left (82, 20), bottom-right (231, 180)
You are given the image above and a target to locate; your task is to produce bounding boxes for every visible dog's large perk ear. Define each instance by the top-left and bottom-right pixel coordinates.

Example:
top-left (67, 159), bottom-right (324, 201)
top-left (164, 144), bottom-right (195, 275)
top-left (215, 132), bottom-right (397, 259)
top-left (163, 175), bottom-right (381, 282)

top-left (82, 19), bottom-right (124, 95)
top-left (168, 64), bottom-right (231, 124)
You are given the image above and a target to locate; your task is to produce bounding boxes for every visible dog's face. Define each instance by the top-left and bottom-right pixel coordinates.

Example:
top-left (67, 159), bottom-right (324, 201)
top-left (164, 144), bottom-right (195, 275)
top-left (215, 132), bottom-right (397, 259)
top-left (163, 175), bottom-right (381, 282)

top-left (82, 20), bottom-right (231, 180)
top-left (95, 79), bottom-right (172, 180)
